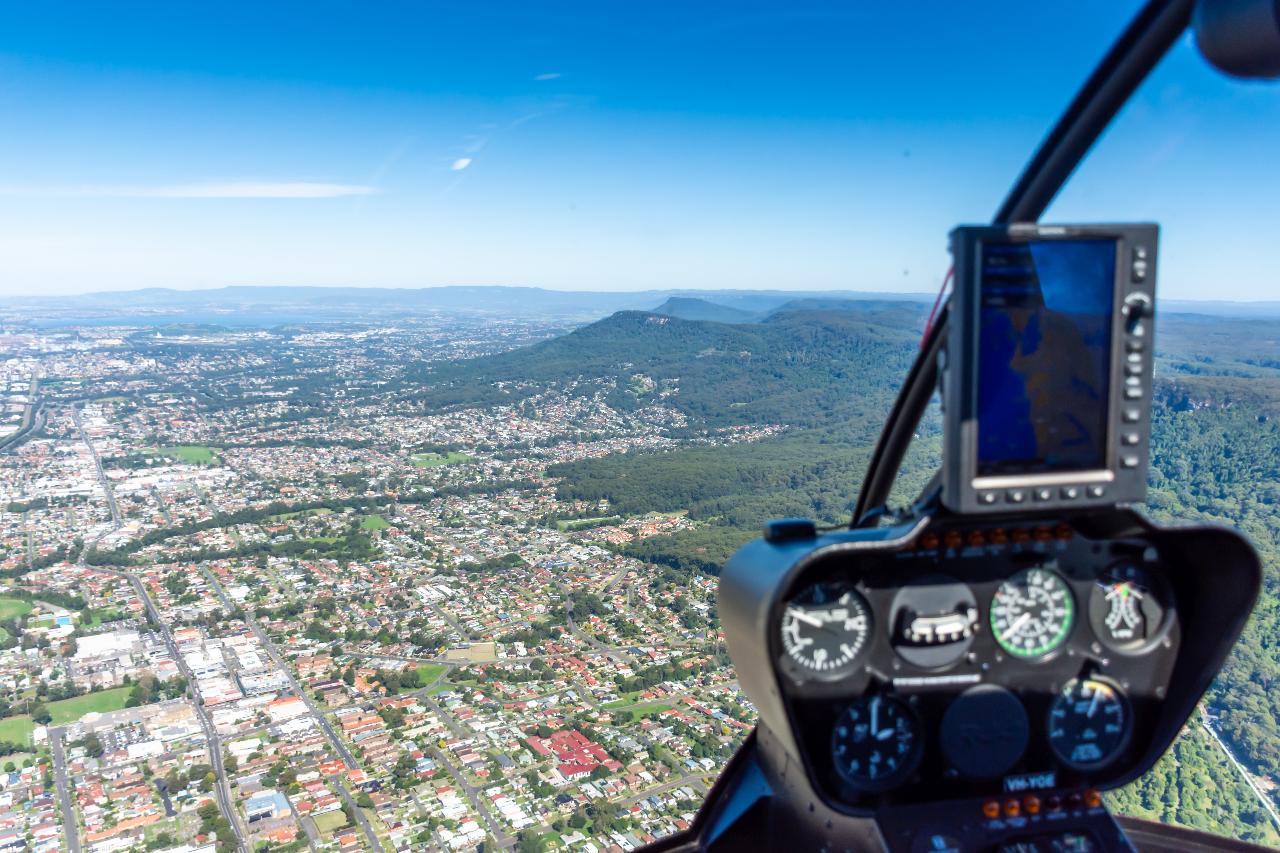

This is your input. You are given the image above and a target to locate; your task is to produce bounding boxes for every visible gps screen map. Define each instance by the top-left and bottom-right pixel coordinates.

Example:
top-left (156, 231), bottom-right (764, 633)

top-left (976, 238), bottom-right (1116, 478)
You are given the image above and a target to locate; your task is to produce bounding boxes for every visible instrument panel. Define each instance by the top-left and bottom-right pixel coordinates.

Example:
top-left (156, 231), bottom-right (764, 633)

top-left (769, 518), bottom-right (1180, 811)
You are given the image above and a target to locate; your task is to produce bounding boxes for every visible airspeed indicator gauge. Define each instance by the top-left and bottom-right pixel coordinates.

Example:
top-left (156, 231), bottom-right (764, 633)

top-left (990, 567), bottom-right (1075, 659)
top-left (779, 582), bottom-right (872, 681)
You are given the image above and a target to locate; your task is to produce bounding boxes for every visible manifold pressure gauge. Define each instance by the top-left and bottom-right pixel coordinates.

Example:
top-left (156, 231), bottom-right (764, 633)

top-left (779, 581), bottom-right (872, 680)
top-left (1048, 677), bottom-right (1130, 770)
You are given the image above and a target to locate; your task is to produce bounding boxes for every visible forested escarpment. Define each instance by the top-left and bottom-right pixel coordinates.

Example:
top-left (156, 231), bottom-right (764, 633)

top-left (417, 309), bottom-right (923, 429)
top-left (1147, 407), bottom-right (1280, 773)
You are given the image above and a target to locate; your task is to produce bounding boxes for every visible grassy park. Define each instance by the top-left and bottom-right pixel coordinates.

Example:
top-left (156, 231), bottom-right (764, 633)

top-left (0, 716), bottom-right (33, 747)
top-left (157, 445), bottom-right (220, 464)
top-left (312, 810), bottom-right (349, 834)
top-left (47, 687), bottom-right (133, 725)
top-left (0, 598), bottom-right (32, 621)
top-left (410, 451), bottom-right (471, 468)
top-left (414, 663), bottom-right (449, 684)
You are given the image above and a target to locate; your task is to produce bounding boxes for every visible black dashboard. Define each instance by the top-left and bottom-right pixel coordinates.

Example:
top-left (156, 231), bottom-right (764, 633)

top-left (772, 517), bottom-right (1180, 813)
top-left (713, 506), bottom-right (1260, 852)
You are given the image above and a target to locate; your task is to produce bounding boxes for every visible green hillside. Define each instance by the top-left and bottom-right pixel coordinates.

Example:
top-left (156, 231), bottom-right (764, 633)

top-left (419, 310), bottom-right (919, 429)
top-left (651, 296), bottom-right (760, 323)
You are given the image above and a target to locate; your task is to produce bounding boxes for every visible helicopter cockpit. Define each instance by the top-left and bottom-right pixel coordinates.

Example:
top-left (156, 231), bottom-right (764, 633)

top-left (649, 1), bottom-right (1279, 850)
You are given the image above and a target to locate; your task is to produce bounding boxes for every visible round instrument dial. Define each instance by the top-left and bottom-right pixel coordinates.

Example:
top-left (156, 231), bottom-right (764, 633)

top-left (779, 582), bottom-right (872, 680)
top-left (1088, 563), bottom-right (1167, 652)
top-left (831, 694), bottom-right (922, 792)
top-left (889, 574), bottom-right (979, 669)
top-left (990, 567), bottom-right (1075, 659)
top-left (1048, 677), bottom-right (1130, 770)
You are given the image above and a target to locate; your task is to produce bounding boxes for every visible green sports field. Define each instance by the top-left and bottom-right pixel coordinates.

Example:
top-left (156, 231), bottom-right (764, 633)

top-left (410, 451), bottom-right (472, 468)
top-left (0, 716), bottom-right (33, 746)
top-left (157, 445), bottom-right (220, 464)
top-left (47, 687), bottom-right (132, 725)
top-left (0, 598), bottom-right (32, 621)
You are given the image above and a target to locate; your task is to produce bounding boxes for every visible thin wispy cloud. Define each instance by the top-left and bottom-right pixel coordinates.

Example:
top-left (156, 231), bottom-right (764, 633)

top-left (0, 182), bottom-right (379, 199)
top-left (534, 72), bottom-right (561, 81)
top-left (450, 158), bottom-right (473, 172)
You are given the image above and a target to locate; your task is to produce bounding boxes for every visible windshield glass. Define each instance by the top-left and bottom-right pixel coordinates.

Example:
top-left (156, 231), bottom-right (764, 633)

top-left (2, 3), bottom-right (1278, 851)
top-left (1048, 32), bottom-right (1280, 846)
top-left (1, 3), bottom-right (1144, 295)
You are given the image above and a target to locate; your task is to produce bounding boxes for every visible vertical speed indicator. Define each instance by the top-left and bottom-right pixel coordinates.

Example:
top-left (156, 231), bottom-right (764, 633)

top-left (990, 567), bottom-right (1075, 659)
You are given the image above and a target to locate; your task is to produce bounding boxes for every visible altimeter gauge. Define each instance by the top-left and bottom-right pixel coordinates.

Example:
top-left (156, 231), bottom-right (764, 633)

top-left (990, 567), bottom-right (1075, 659)
top-left (779, 582), bottom-right (872, 681)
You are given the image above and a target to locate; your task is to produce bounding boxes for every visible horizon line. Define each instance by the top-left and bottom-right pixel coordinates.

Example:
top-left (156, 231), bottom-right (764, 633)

top-left (2, 283), bottom-right (1279, 305)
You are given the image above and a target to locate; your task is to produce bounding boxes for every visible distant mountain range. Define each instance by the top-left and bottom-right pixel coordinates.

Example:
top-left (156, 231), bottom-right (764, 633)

top-left (0, 285), bottom-right (934, 327)
top-left (2, 284), bottom-right (1277, 327)
top-left (651, 297), bottom-right (761, 323)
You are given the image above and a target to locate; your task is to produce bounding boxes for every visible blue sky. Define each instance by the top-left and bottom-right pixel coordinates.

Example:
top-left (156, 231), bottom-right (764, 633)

top-left (0, 2), bottom-right (1276, 300)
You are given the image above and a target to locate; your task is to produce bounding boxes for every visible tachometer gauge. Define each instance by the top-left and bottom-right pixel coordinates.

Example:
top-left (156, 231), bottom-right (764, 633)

top-left (990, 567), bottom-right (1075, 659)
top-left (1088, 563), bottom-right (1167, 652)
top-left (779, 582), bottom-right (872, 680)
top-left (831, 694), bottom-right (922, 792)
top-left (1048, 677), bottom-right (1130, 770)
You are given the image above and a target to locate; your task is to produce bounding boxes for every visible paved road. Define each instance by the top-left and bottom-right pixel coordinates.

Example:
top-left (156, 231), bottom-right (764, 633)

top-left (357, 647), bottom-right (637, 668)
top-left (558, 581), bottom-right (636, 665)
top-left (49, 727), bottom-right (82, 853)
top-left (599, 563), bottom-right (637, 598)
top-left (417, 690), bottom-right (467, 740)
top-left (67, 409), bottom-right (248, 853)
top-left (72, 405), bottom-right (121, 526)
top-left (199, 567), bottom-right (384, 853)
top-left (413, 678), bottom-right (513, 848)
top-left (19, 375), bottom-right (38, 432)
top-left (103, 568), bottom-right (249, 853)
top-left (0, 374), bottom-right (41, 453)
top-left (150, 485), bottom-right (175, 525)
top-left (334, 778), bottom-right (384, 853)
top-left (1202, 712), bottom-right (1280, 831)
top-left (428, 602), bottom-right (472, 640)
top-left (69, 404), bottom-right (121, 563)
top-left (426, 745), bottom-right (514, 849)
top-left (616, 773), bottom-right (709, 808)
top-left (197, 565), bottom-right (240, 618)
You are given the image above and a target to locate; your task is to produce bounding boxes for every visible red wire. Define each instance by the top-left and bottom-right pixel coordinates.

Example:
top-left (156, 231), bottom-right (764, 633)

top-left (920, 264), bottom-right (953, 348)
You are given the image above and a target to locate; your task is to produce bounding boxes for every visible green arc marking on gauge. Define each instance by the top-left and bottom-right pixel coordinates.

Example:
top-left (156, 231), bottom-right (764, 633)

top-left (990, 571), bottom-right (1076, 658)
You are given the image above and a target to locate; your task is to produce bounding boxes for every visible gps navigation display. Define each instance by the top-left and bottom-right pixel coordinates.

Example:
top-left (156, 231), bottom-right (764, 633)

top-left (976, 238), bottom-right (1117, 478)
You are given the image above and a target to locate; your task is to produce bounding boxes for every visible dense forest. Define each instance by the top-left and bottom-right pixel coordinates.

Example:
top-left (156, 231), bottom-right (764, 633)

top-left (1108, 711), bottom-right (1279, 844)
